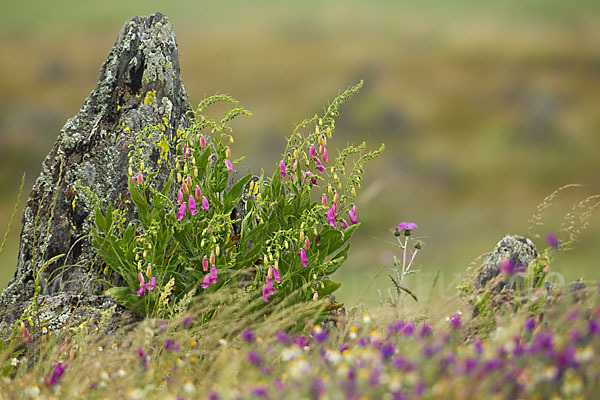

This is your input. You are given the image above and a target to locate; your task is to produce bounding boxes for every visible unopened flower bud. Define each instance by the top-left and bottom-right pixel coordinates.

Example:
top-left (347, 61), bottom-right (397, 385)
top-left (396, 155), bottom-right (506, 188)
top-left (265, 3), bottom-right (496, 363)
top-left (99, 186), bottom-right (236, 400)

top-left (184, 165), bottom-right (188, 175)
top-left (333, 193), bottom-right (338, 204)
top-left (414, 241), bottom-right (422, 250)
top-left (128, 166), bottom-right (133, 176)
top-left (177, 172), bottom-right (182, 183)
top-left (140, 161), bottom-right (145, 171)
top-left (294, 149), bottom-right (299, 159)
top-left (183, 182), bottom-right (189, 195)
top-left (200, 136), bottom-right (207, 149)
top-left (193, 167), bottom-right (198, 177)
top-left (215, 245), bottom-right (220, 256)
top-left (313, 292), bottom-right (318, 302)
top-left (210, 253), bottom-right (216, 265)
top-left (300, 231), bottom-right (305, 241)
top-left (352, 187), bottom-right (356, 198)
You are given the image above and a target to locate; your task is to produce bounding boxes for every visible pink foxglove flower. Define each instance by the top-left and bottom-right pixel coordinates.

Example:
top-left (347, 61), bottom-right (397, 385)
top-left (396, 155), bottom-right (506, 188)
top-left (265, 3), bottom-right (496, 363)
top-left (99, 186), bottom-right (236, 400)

top-left (210, 266), bottom-right (218, 284)
top-left (322, 194), bottom-right (327, 206)
top-left (178, 189), bottom-right (184, 205)
top-left (262, 277), bottom-right (275, 302)
top-left (182, 182), bottom-right (189, 195)
top-left (189, 196), bottom-right (197, 216)
top-left (323, 147), bottom-right (328, 163)
top-left (210, 252), bottom-right (216, 265)
top-left (202, 196), bottom-right (209, 212)
top-left (332, 203), bottom-right (338, 217)
top-left (315, 157), bottom-right (324, 173)
top-left (300, 249), bottom-right (308, 267)
top-left (280, 161), bottom-right (286, 179)
top-left (225, 159), bottom-right (233, 173)
top-left (149, 277), bottom-right (156, 291)
top-left (304, 237), bottom-right (310, 251)
top-left (273, 267), bottom-right (280, 283)
top-left (202, 256), bottom-right (209, 272)
top-left (349, 205), bottom-right (358, 224)
top-left (342, 218), bottom-right (349, 229)
top-left (201, 274), bottom-right (211, 289)
top-left (310, 145), bottom-right (316, 159)
top-left (200, 135), bottom-right (207, 149)
top-left (327, 209), bottom-right (336, 228)
top-left (136, 172), bottom-right (143, 185)
top-left (195, 186), bottom-right (202, 200)
top-left (177, 203), bottom-right (186, 221)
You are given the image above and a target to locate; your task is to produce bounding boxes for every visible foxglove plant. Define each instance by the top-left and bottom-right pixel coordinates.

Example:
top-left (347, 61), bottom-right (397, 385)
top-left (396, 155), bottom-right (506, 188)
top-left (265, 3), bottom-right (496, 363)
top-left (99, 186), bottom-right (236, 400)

top-left (91, 83), bottom-right (382, 318)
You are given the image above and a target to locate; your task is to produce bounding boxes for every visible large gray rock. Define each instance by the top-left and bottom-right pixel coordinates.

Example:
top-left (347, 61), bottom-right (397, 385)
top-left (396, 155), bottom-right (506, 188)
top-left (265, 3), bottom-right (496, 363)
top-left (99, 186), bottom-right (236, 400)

top-left (0, 13), bottom-right (191, 333)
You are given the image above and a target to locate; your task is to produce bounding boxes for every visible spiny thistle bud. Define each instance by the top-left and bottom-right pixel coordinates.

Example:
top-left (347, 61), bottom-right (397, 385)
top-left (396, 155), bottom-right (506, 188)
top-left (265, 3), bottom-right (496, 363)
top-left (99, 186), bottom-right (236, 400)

top-left (414, 241), bottom-right (422, 250)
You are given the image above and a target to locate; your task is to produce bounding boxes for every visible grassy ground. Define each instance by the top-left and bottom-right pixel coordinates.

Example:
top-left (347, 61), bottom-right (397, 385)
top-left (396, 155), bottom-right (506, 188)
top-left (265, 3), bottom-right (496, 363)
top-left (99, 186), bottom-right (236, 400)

top-left (1, 1), bottom-right (600, 310)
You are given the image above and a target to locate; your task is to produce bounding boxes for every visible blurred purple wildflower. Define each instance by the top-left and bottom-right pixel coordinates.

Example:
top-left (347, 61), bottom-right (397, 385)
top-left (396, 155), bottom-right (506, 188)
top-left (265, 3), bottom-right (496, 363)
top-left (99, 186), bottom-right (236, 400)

top-left (279, 161), bottom-right (286, 179)
top-left (177, 203), bottom-right (186, 221)
top-left (242, 330), bottom-right (255, 342)
top-left (546, 232), bottom-right (559, 249)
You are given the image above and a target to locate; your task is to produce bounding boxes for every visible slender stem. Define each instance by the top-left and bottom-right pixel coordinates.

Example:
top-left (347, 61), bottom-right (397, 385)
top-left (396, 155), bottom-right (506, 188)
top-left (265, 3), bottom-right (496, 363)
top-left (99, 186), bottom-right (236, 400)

top-left (402, 236), bottom-right (408, 281)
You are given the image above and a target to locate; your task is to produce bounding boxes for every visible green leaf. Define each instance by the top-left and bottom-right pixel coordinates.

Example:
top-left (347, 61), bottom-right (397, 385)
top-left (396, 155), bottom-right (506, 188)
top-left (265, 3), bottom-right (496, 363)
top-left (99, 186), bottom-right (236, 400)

top-left (95, 207), bottom-right (107, 233)
top-left (317, 280), bottom-right (342, 298)
top-left (107, 287), bottom-right (146, 315)
top-left (128, 181), bottom-right (150, 229)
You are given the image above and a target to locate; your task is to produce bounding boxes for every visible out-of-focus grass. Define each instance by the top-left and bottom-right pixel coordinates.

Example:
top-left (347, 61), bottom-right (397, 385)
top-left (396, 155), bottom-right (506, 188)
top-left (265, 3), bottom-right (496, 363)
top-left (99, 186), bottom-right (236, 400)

top-left (1, 1), bottom-right (600, 309)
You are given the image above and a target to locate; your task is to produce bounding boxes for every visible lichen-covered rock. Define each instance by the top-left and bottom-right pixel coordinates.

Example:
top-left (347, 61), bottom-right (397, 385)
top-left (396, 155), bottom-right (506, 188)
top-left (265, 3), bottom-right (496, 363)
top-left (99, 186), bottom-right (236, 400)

top-left (0, 13), bottom-right (191, 334)
top-left (473, 235), bottom-right (538, 291)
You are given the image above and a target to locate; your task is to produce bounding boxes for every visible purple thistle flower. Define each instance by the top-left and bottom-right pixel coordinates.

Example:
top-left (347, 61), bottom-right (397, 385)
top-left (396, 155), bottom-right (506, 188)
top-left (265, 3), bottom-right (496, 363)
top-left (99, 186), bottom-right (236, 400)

top-left (188, 196), bottom-right (197, 216)
top-left (247, 350), bottom-right (262, 366)
top-left (524, 317), bottom-right (536, 332)
top-left (296, 335), bottom-right (307, 348)
top-left (313, 329), bottom-right (329, 343)
top-left (210, 266), bottom-right (218, 284)
top-left (300, 249), bottom-right (308, 267)
top-left (546, 232), bottom-right (559, 249)
top-left (447, 314), bottom-right (462, 330)
top-left (276, 331), bottom-right (291, 345)
top-left (242, 330), bottom-right (255, 343)
top-left (381, 342), bottom-right (396, 360)
top-left (588, 319), bottom-right (600, 336)
top-left (349, 205), bottom-right (358, 225)
top-left (309, 145), bottom-right (316, 159)
top-left (397, 222), bottom-right (418, 231)
top-left (224, 159), bottom-right (233, 173)
top-left (202, 196), bottom-right (209, 212)
top-left (177, 203), bottom-right (186, 221)
top-left (279, 161), bottom-right (286, 179)
top-left (201, 274), bottom-right (211, 290)
top-left (418, 324), bottom-right (432, 340)
top-left (402, 324), bottom-right (415, 336)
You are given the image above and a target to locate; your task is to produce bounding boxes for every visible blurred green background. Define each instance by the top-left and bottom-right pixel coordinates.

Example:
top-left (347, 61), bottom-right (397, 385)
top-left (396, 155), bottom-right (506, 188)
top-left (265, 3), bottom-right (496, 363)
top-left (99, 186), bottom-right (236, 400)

top-left (1, 1), bottom-right (599, 311)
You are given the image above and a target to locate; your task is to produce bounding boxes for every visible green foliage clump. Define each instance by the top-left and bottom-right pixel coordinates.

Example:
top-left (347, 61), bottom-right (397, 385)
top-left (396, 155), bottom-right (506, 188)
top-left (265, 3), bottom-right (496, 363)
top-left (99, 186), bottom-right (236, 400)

top-left (91, 82), bottom-right (383, 318)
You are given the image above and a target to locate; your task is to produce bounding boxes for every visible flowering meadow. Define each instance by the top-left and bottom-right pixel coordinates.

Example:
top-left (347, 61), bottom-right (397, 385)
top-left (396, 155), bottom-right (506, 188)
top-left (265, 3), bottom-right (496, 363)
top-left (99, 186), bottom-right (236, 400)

top-left (1, 82), bottom-right (600, 399)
